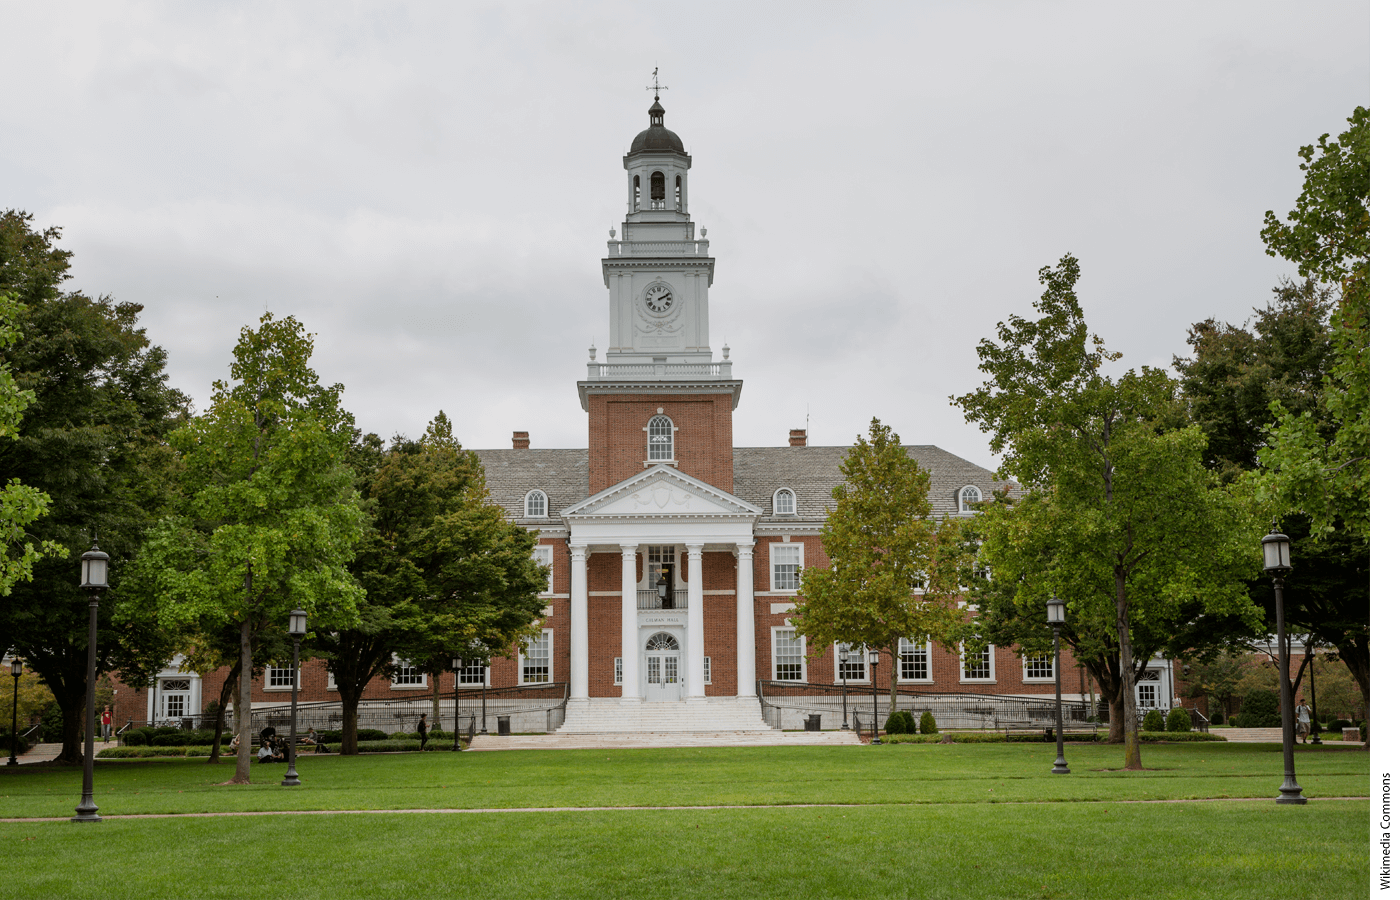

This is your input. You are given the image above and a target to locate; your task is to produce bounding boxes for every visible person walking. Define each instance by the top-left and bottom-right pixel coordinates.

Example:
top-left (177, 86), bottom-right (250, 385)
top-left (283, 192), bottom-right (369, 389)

top-left (1295, 702), bottom-right (1312, 744)
top-left (100, 707), bottom-right (112, 741)
top-left (416, 713), bottom-right (429, 751)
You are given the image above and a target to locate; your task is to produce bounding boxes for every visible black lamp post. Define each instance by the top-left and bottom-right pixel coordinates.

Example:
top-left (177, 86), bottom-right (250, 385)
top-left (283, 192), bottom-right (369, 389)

top-left (8, 658), bottom-right (22, 766)
top-left (1046, 595), bottom-right (1069, 774)
top-left (451, 656), bottom-right (463, 751)
top-left (869, 648), bottom-right (881, 745)
top-left (282, 608), bottom-right (306, 787)
top-left (72, 542), bottom-right (109, 823)
top-left (1263, 521), bottom-right (1305, 805)
top-left (839, 646), bottom-right (850, 730)
top-left (479, 659), bottom-right (488, 735)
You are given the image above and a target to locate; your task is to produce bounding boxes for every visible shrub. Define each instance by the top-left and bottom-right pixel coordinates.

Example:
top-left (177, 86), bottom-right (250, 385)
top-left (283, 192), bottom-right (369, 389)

top-left (1228, 716), bottom-right (1237, 727)
top-left (1210, 712), bottom-right (1224, 726)
top-left (1137, 732), bottom-right (1227, 742)
top-left (319, 728), bottom-right (390, 743)
top-left (41, 702), bottom-right (63, 742)
top-left (1142, 710), bottom-right (1165, 732)
top-left (884, 710), bottom-right (916, 735)
top-left (1328, 719), bottom-right (1349, 732)
top-left (1165, 708), bottom-right (1191, 733)
top-left (428, 729), bottom-right (450, 739)
top-left (919, 711), bottom-right (937, 734)
top-left (122, 729), bottom-right (148, 746)
top-left (320, 738), bottom-right (457, 753)
top-left (1236, 689), bottom-right (1281, 728)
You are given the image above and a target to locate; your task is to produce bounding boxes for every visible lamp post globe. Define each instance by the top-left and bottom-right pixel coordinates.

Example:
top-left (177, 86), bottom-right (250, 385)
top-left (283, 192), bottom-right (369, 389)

top-left (73, 541), bottom-right (109, 823)
top-left (282, 609), bottom-right (307, 787)
top-left (7, 658), bottom-right (21, 767)
top-left (1046, 595), bottom-right (1069, 775)
top-left (1262, 521), bottom-right (1305, 805)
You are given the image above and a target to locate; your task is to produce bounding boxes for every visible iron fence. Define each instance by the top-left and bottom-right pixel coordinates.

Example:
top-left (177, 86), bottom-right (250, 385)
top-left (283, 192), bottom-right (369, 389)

top-left (757, 681), bottom-right (1109, 732)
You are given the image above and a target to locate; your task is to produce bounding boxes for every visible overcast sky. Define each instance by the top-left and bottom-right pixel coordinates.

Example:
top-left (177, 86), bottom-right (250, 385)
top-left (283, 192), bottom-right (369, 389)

top-left (1, 2), bottom-right (1369, 471)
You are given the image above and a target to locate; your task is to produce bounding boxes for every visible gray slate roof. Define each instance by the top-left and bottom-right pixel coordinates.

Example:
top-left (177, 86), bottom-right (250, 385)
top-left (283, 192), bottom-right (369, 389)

top-left (475, 445), bottom-right (1013, 525)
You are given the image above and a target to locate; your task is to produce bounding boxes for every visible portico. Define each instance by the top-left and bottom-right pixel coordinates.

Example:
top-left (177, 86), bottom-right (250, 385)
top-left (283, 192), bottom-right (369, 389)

top-left (561, 464), bottom-right (760, 706)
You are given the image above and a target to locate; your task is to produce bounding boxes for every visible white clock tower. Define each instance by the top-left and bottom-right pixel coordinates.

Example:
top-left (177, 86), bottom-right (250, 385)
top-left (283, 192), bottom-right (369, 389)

top-left (601, 93), bottom-right (717, 364)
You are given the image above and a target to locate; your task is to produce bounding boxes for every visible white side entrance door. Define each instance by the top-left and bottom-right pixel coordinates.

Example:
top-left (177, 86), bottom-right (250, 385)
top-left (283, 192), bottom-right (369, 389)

top-left (643, 632), bottom-right (684, 701)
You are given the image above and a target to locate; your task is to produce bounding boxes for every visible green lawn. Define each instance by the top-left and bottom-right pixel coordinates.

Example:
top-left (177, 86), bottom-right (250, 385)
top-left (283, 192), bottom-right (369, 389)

top-left (0, 742), bottom-right (1368, 899)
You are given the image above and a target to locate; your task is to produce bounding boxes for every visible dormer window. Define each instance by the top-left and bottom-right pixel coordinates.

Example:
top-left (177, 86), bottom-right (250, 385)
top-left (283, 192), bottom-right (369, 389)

top-left (959, 485), bottom-right (982, 514)
top-left (650, 171), bottom-right (666, 209)
top-left (648, 415), bottom-right (674, 461)
top-left (525, 490), bottom-right (548, 518)
top-left (774, 488), bottom-right (796, 516)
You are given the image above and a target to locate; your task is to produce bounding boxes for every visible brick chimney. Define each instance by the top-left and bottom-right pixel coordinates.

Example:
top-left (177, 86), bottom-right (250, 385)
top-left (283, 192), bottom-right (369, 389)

top-left (512, 431), bottom-right (530, 450)
top-left (788, 428), bottom-right (807, 447)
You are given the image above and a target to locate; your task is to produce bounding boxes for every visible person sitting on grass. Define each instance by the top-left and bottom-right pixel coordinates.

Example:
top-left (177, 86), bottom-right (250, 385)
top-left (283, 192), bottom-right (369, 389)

top-left (257, 740), bottom-right (276, 763)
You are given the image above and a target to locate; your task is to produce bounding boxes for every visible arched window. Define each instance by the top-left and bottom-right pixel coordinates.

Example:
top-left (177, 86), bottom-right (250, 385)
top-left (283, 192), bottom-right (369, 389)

top-left (675, 175), bottom-right (683, 211)
top-left (645, 632), bottom-right (680, 651)
top-left (633, 175), bottom-right (641, 211)
top-left (650, 171), bottom-right (666, 209)
top-left (959, 485), bottom-right (982, 514)
top-left (525, 490), bottom-right (547, 517)
top-left (648, 415), bottom-right (674, 461)
top-left (774, 488), bottom-right (796, 516)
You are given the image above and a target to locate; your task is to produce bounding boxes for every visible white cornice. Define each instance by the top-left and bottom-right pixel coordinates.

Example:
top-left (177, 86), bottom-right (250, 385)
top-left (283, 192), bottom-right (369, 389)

top-left (577, 379), bottom-right (742, 411)
top-left (561, 464), bottom-right (761, 522)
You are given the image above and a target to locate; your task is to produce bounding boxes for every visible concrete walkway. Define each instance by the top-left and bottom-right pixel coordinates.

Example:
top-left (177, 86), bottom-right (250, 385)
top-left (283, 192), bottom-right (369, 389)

top-left (469, 729), bottom-right (863, 751)
top-left (10, 741), bottom-right (120, 764)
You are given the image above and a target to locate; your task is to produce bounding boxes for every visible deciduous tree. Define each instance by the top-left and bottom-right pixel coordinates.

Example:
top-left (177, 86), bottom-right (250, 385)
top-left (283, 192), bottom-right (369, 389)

top-left (128, 314), bottom-right (365, 783)
top-left (953, 255), bottom-right (1260, 769)
top-left (793, 419), bottom-right (962, 711)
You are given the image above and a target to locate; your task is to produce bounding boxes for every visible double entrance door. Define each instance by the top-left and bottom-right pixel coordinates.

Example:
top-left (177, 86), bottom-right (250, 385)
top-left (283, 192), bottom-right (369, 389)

top-left (643, 631), bottom-right (683, 701)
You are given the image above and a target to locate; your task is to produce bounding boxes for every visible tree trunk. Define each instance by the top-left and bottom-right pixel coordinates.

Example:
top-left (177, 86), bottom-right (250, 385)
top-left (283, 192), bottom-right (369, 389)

top-left (339, 682), bottom-right (362, 755)
top-left (431, 673), bottom-right (441, 729)
top-left (1086, 662), bottom-right (1124, 743)
top-left (887, 647), bottom-right (900, 715)
top-left (206, 664), bottom-right (238, 763)
top-left (232, 618), bottom-right (252, 784)
top-left (1115, 567), bottom-right (1142, 770)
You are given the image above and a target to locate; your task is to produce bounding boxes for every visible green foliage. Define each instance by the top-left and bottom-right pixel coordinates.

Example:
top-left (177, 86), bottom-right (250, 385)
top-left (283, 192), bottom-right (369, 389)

top-left (1165, 708), bottom-right (1191, 732)
top-left (126, 313), bottom-right (367, 781)
top-left (321, 738), bottom-right (457, 753)
top-left (1142, 710), bottom-right (1165, 732)
top-left (1236, 688), bottom-right (1281, 728)
top-left (884, 710), bottom-right (916, 735)
top-left (919, 711), bottom-right (937, 734)
top-left (40, 701), bottom-right (63, 741)
top-left (0, 290), bottom-right (56, 597)
top-left (1135, 732), bottom-right (1228, 742)
top-left (793, 418), bottom-right (961, 706)
top-left (318, 729), bottom-right (388, 743)
top-left (1256, 107), bottom-right (1369, 545)
top-left (951, 254), bottom-right (1262, 768)
top-left (1210, 712), bottom-right (1224, 726)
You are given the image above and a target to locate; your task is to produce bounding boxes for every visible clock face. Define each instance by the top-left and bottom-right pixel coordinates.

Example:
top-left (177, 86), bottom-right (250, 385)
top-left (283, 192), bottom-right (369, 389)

top-left (644, 284), bottom-right (675, 315)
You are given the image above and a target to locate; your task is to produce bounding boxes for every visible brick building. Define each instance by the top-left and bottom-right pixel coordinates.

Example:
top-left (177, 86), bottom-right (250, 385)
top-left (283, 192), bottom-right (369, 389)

top-left (116, 95), bottom-right (1180, 734)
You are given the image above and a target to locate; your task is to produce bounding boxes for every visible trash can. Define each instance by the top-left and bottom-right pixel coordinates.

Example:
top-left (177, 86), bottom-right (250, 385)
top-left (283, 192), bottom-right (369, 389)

top-left (804, 714), bottom-right (821, 732)
top-left (497, 716), bottom-right (511, 736)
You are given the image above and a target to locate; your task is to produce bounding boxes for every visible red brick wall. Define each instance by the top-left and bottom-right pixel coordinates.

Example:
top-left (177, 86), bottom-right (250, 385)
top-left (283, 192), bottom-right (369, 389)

top-left (587, 392), bottom-right (734, 493)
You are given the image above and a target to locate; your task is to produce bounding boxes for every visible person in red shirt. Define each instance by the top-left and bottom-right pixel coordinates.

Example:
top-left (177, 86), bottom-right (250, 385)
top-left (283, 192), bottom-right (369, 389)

top-left (101, 707), bottom-right (113, 741)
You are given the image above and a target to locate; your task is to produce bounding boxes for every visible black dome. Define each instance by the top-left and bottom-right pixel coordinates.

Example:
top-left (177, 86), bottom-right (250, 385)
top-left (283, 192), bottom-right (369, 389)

top-left (629, 98), bottom-right (685, 153)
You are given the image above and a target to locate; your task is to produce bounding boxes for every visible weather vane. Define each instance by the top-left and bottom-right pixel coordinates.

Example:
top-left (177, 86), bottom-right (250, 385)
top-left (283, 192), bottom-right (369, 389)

top-left (647, 67), bottom-right (668, 100)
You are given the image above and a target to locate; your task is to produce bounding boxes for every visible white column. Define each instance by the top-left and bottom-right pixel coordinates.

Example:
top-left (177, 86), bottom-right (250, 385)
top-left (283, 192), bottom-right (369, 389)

top-left (620, 545), bottom-right (640, 700)
top-left (736, 542), bottom-right (756, 697)
top-left (686, 544), bottom-right (705, 699)
top-left (569, 545), bottom-right (589, 700)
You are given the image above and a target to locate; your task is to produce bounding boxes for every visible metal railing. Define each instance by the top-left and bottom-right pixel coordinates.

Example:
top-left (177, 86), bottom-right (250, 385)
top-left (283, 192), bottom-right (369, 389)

top-left (637, 589), bottom-right (688, 610)
top-left (757, 681), bottom-right (1108, 732)
top-left (246, 682), bottom-right (571, 736)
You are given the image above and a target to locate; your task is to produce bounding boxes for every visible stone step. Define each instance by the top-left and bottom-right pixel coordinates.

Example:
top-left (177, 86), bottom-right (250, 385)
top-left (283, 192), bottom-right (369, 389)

top-left (470, 730), bottom-right (863, 751)
top-left (555, 697), bottom-right (776, 735)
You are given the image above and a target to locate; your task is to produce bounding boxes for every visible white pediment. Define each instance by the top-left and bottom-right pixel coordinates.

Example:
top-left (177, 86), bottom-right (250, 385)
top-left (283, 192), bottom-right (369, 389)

top-left (562, 465), bottom-right (760, 520)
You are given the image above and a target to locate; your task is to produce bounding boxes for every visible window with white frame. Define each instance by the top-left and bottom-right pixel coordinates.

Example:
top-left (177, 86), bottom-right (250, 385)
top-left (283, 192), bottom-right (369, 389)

top-left (533, 544), bottom-right (553, 593)
top-left (704, 656), bottom-right (711, 685)
top-left (960, 643), bottom-right (994, 681)
top-left (520, 631), bottom-right (552, 684)
top-left (773, 628), bottom-right (806, 681)
top-left (647, 545), bottom-right (675, 589)
top-left (1023, 654), bottom-right (1055, 681)
top-left (648, 415), bottom-right (674, 461)
top-left (614, 657), bottom-right (623, 686)
top-left (265, 664), bottom-right (296, 690)
top-left (162, 679), bottom-right (191, 718)
top-left (771, 543), bottom-right (803, 592)
top-left (899, 638), bottom-right (931, 682)
top-left (392, 658), bottom-right (425, 687)
top-left (457, 659), bottom-right (488, 687)
top-left (836, 643), bottom-right (867, 681)
top-left (525, 490), bottom-right (547, 518)
top-left (774, 488), bottom-right (796, 516)
top-left (959, 485), bottom-right (983, 514)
